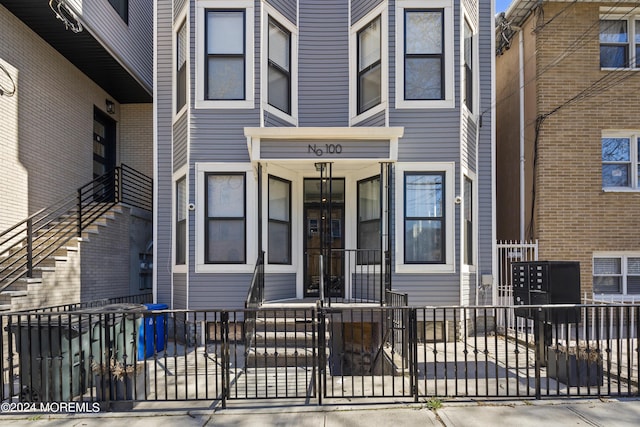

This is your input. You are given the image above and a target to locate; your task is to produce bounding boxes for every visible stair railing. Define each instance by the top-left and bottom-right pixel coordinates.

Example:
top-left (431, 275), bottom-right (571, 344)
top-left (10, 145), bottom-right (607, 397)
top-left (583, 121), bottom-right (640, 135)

top-left (0, 164), bottom-right (152, 293)
top-left (244, 251), bottom-right (265, 350)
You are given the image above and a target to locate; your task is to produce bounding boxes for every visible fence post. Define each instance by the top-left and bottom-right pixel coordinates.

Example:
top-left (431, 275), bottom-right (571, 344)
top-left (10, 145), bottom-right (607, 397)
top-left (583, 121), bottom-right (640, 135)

top-left (221, 311), bottom-right (229, 409)
top-left (533, 310), bottom-right (542, 400)
top-left (26, 218), bottom-right (33, 278)
top-left (408, 308), bottom-right (419, 402)
top-left (317, 307), bottom-right (325, 405)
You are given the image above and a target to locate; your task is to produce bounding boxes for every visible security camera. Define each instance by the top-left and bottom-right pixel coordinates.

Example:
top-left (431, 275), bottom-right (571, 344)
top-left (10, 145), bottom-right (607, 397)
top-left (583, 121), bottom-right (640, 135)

top-left (455, 196), bottom-right (462, 205)
top-left (188, 203), bottom-right (196, 211)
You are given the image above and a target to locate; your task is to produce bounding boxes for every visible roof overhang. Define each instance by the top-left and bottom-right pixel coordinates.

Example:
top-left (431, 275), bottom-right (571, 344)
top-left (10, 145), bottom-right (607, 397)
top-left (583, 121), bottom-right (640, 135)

top-left (244, 127), bottom-right (404, 164)
top-left (1, 0), bottom-right (151, 103)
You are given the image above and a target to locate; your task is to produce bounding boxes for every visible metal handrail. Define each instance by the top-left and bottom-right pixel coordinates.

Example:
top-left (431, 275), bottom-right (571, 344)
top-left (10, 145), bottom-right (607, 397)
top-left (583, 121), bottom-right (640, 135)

top-left (244, 251), bottom-right (265, 351)
top-left (0, 164), bottom-right (153, 293)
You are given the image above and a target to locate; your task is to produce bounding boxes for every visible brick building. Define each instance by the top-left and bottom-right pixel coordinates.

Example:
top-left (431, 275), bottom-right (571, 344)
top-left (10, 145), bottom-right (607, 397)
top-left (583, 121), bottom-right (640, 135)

top-left (496, 0), bottom-right (640, 298)
top-left (0, 1), bottom-right (154, 309)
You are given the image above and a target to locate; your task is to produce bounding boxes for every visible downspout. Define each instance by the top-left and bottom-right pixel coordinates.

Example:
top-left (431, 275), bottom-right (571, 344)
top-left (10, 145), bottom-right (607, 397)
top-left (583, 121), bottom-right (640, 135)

top-left (516, 26), bottom-right (525, 242)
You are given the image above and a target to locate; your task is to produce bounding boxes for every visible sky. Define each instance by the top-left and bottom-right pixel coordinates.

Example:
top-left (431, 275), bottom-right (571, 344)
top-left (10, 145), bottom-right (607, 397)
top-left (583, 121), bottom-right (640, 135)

top-left (495, 0), bottom-right (512, 13)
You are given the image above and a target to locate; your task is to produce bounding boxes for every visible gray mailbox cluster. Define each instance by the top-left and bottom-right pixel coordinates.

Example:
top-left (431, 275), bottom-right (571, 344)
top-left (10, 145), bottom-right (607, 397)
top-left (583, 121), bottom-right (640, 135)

top-left (512, 261), bottom-right (581, 323)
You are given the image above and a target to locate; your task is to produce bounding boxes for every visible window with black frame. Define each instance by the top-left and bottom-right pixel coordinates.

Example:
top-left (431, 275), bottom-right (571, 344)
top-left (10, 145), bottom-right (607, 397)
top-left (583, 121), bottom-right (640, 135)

top-left (268, 176), bottom-right (291, 264)
top-left (205, 173), bottom-right (246, 263)
top-left (404, 9), bottom-right (444, 100)
top-left (177, 21), bottom-right (187, 111)
top-left (205, 10), bottom-right (246, 100)
top-left (464, 176), bottom-right (473, 266)
top-left (175, 177), bottom-right (186, 265)
top-left (268, 18), bottom-right (291, 114)
top-left (404, 172), bottom-right (444, 263)
top-left (357, 176), bottom-right (381, 264)
top-left (357, 16), bottom-right (382, 114)
top-left (463, 19), bottom-right (473, 111)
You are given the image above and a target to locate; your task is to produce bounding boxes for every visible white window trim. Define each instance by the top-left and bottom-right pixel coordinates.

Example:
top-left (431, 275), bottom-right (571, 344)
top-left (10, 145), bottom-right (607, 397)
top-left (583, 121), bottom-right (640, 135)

top-left (395, 0), bottom-right (454, 109)
top-left (599, 9), bottom-right (640, 70)
top-left (174, 7), bottom-right (189, 120)
top-left (173, 165), bottom-right (189, 273)
top-left (349, 2), bottom-right (389, 125)
top-left (601, 130), bottom-right (640, 191)
top-left (461, 169), bottom-right (476, 274)
top-left (395, 162), bottom-right (455, 274)
top-left (593, 252), bottom-right (640, 297)
top-left (195, 162), bottom-right (258, 273)
top-left (260, 2), bottom-right (298, 126)
top-left (461, 13), bottom-right (478, 116)
top-left (195, 0), bottom-right (255, 109)
top-left (261, 163), bottom-right (300, 274)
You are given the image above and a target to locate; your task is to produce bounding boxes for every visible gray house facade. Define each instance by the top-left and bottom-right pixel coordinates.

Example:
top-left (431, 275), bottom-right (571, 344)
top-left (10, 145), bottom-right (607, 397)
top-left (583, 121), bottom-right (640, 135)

top-left (154, 0), bottom-right (495, 309)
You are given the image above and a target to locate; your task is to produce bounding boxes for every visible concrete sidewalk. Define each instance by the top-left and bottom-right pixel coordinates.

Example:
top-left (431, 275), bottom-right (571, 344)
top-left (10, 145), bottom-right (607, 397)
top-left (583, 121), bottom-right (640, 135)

top-left (1, 398), bottom-right (639, 426)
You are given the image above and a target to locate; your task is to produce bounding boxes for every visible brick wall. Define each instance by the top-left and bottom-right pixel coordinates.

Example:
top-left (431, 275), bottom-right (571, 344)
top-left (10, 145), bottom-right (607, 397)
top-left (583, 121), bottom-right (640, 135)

top-left (532, 3), bottom-right (640, 294)
top-left (120, 103), bottom-right (153, 177)
top-left (0, 6), bottom-right (152, 228)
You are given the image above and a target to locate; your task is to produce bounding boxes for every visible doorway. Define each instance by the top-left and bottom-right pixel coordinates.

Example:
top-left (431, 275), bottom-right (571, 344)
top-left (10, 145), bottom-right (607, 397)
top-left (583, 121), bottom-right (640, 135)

top-left (303, 178), bottom-right (345, 298)
top-left (93, 108), bottom-right (116, 200)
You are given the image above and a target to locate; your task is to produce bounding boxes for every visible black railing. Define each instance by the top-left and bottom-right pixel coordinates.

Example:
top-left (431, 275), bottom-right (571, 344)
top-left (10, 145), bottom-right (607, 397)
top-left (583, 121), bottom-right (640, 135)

top-left (0, 165), bottom-right (152, 293)
top-left (244, 252), bottom-right (265, 352)
top-left (1, 303), bottom-right (638, 408)
top-left (320, 249), bottom-right (385, 306)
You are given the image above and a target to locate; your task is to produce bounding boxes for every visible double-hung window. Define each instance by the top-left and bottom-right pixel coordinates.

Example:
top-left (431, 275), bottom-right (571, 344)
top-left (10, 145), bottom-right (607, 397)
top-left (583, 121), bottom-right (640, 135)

top-left (594, 255), bottom-right (640, 295)
top-left (350, 2), bottom-right (387, 123)
top-left (206, 10), bottom-right (245, 100)
top-left (196, 1), bottom-right (254, 108)
top-left (601, 133), bottom-right (640, 189)
top-left (268, 18), bottom-right (291, 115)
top-left (600, 15), bottom-right (640, 68)
top-left (463, 176), bottom-right (473, 266)
top-left (357, 176), bottom-right (381, 264)
top-left (268, 176), bottom-right (291, 265)
top-left (176, 21), bottom-right (187, 112)
top-left (396, 0), bottom-right (453, 108)
top-left (205, 173), bottom-right (246, 264)
top-left (357, 16), bottom-right (382, 114)
top-left (463, 19), bottom-right (474, 112)
top-left (395, 163), bottom-right (454, 272)
top-left (175, 177), bottom-right (187, 265)
top-left (404, 10), bottom-right (443, 100)
top-left (404, 172), bottom-right (445, 264)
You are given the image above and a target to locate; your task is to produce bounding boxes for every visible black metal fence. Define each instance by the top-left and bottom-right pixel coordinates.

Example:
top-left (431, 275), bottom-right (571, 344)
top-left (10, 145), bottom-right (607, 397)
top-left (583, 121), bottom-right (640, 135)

top-left (1, 304), bottom-right (638, 408)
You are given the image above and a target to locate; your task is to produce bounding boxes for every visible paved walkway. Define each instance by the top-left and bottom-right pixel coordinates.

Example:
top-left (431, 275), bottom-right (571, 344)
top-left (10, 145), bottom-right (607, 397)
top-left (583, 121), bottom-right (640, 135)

top-left (1, 397), bottom-right (640, 426)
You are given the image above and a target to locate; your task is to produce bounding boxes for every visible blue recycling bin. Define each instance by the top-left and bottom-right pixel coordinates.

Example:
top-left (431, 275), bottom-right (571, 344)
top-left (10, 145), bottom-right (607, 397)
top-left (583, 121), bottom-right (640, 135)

top-left (138, 303), bottom-right (168, 359)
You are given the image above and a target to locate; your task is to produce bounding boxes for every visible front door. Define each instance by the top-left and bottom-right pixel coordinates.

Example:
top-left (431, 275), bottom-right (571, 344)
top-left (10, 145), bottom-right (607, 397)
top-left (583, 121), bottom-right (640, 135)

top-left (303, 178), bottom-right (345, 298)
top-left (93, 108), bottom-right (116, 201)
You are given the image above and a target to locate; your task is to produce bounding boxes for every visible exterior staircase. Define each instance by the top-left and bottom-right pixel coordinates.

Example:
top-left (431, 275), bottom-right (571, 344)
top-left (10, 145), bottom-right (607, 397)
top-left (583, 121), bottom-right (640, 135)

top-left (246, 306), bottom-right (321, 368)
top-left (0, 205), bottom-right (126, 311)
top-left (0, 165), bottom-right (152, 312)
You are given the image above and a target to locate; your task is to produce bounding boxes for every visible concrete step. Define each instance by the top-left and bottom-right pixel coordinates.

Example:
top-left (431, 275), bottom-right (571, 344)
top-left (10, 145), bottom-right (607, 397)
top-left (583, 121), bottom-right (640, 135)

top-left (0, 304), bottom-right (12, 312)
top-left (246, 347), bottom-right (320, 368)
top-left (253, 330), bottom-right (329, 347)
top-left (0, 290), bottom-right (28, 303)
top-left (255, 317), bottom-right (317, 334)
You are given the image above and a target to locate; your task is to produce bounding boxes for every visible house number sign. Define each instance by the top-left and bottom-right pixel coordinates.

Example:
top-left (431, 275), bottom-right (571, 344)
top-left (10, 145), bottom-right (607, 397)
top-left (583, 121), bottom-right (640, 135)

top-left (308, 143), bottom-right (343, 156)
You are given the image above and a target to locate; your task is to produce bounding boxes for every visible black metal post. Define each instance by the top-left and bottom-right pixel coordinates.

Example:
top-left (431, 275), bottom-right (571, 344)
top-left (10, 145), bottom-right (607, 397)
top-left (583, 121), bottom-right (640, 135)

top-left (77, 188), bottom-right (83, 237)
top-left (26, 218), bottom-right (33, 278)
top-left (221, 311), bottom-right (229, 408)
top-left (408, 308), bottom-right (419, 402)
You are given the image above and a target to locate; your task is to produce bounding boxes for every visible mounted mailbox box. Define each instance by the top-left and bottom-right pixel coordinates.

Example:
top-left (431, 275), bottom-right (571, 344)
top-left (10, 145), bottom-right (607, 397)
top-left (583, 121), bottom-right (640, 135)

top-left (512, 261), bottom-right (581, 323)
